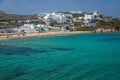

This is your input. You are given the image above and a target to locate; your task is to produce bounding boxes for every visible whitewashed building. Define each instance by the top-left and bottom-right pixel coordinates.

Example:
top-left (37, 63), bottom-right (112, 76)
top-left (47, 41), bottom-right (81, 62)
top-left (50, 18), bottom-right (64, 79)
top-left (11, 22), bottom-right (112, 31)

top-left (84, 14), bottom-right (95, 21)
top-left (92, 11), bottom-right (100, 16)
top-left (81, 11), bottom-right (102, 27)
top-left (43, 13), bottom-right (68, 24)
top-left (19, 24), bottom-right (37, 33)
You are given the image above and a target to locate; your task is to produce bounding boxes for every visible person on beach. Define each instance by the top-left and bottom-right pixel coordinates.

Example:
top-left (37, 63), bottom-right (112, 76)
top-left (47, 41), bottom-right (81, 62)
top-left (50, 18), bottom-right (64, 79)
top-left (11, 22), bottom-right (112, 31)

top-left (21, 29), bottom-right (26, 36)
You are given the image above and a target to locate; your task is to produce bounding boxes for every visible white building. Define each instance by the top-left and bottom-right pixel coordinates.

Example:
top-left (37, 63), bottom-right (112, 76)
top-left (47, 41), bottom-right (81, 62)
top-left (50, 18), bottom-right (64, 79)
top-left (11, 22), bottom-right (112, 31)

top-left (21, 24), bottom-right (34, 29)
top-left (70, 11), bottom-right (82, 14)
top-left (35, 24), bottom-right (49, 31)
top-left (82, 12), bottom-right (98, 27)
top-left (82, 23), bottom-right (97, 27)
top-left (43, 13), bottom-right (68, 24)
top-left (84, 14), bottom-right (95, 21)
top-left (19, 24), bottom-right (36, 33)
top-left (92, 11), bottom-right (100, 16)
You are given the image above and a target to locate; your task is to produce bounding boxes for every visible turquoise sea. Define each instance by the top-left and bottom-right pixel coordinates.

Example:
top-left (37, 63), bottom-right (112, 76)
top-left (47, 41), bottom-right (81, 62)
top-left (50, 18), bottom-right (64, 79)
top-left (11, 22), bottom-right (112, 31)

top-left (0, 32), bottom-right (120, 80)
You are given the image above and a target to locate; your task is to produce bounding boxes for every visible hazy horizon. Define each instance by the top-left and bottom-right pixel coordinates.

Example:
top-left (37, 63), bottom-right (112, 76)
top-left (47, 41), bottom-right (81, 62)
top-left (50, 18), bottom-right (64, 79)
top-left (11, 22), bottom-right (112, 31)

top-left (0, 0), bottom-right (120, 17)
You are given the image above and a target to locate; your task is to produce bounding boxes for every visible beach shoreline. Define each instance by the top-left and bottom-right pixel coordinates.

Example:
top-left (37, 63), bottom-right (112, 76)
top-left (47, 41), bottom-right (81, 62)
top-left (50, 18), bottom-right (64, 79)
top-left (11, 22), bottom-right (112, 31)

top-left (0, 31), bottom-right (92, 40)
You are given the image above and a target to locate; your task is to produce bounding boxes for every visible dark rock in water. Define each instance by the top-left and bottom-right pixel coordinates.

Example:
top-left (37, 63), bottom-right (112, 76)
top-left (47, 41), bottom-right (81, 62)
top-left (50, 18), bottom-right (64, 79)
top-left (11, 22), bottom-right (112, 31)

top-left (0, 44), bottom-right (73, 56)
top-left (0, 65), bottom-right (27, 80)
top-left (0, 45), bottom-right (54, 56)
top-left (36, 64), bottom-right (70, 76)
top-left (51, 48), bottom-right (73, 51)
top-left (13, 65), bottom-right (27, 77)
top-left (101, 37), bottom-right (120, 42)
top-left (0, 45), bottom-right (38, 56)
top-left (38, 49), bottom-right (55, 53)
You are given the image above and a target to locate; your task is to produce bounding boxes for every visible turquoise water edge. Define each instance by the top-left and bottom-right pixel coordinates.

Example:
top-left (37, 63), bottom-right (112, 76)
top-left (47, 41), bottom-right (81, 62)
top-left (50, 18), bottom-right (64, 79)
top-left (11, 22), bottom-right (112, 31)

top-left (0, 32), bottom-right (120, 80)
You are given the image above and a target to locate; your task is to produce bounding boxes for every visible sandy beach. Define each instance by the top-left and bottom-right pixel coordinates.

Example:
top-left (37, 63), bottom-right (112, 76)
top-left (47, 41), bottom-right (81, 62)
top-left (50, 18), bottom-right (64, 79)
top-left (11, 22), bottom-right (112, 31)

top-left (0, 31), bottom-right (92, 40)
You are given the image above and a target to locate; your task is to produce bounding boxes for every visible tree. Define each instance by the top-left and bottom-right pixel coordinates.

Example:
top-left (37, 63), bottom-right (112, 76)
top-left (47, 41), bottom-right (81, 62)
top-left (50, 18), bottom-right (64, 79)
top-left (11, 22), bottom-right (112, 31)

top-left (97, 21), bottom-right (107, 27)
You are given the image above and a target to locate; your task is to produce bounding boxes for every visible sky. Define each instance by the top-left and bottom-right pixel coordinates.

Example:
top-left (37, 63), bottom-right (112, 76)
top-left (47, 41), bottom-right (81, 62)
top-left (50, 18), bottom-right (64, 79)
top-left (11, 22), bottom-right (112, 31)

top-left (0, 0), bottom-right (120, 17)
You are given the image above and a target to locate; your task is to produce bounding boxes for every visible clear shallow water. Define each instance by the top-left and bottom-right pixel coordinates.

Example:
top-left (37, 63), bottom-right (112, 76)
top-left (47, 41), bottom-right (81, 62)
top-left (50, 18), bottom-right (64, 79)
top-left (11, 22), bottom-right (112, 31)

top-left (0, 32), bottom-right (120, 80)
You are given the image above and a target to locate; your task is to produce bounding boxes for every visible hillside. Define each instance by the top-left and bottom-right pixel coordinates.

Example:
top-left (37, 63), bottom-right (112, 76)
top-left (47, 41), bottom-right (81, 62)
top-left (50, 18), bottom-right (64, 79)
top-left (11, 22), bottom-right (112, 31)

top-left (0, 12), bottom-right (46, 29)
